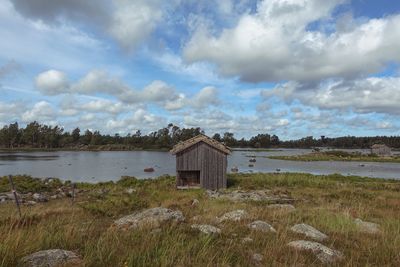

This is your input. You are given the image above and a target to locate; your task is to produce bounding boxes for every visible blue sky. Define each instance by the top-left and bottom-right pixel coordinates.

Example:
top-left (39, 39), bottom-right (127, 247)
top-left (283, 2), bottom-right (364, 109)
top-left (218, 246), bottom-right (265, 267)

top-left (0, 0), bottom-right (400, 139)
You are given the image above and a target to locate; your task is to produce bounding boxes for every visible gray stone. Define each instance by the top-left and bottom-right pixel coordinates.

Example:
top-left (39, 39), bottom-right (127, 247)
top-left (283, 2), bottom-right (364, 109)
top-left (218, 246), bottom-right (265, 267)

top-left (19, 249), bottom-right (82, 267)
top-left (191, 224), bottom-right (221, 235)
top-left (241, 237), bottom-right (253, 243)
top-left (252, 253), bottom-right (263, 263)
top-left (290, 224), bottom-right (328, 241)
top-left (25, 201), bottom-right (37, 206)
top-left (288, 240), bottom-right (344, 264)
top-left (218, 209), bottom-right (248, 223)
top-left (114, 207), bottom-right (185, 230)
top-left (355, 218), bottom-right (382, 234)
top-left (125, 188), bottom-right (136, 194)
top-left (32, 193), bottom-right (48, 202)
top-left (248, 220), bottom-right (276, 233)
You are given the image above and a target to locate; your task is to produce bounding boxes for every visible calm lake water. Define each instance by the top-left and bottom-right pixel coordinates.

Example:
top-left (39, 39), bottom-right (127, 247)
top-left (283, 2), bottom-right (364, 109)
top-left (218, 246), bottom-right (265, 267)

top-left (1, 149), bottom-right (400, 182)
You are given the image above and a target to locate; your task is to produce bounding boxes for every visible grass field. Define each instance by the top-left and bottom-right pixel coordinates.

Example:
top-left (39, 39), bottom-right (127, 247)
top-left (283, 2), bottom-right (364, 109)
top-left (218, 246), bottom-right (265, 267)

top-left (1, 173), bottom-right (400, 266)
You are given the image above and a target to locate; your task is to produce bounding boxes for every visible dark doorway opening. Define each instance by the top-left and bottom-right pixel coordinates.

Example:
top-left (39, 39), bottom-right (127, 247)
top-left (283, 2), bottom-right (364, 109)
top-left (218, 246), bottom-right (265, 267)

top-left (178, 170), bottom-right (200, 186)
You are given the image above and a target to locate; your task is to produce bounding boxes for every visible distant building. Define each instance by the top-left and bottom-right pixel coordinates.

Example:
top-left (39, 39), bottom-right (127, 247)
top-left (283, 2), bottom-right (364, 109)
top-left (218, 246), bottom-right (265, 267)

top-left (170, 134), bottom-right (231, 190)
top-left (371, 144), bottom-right (391, 156)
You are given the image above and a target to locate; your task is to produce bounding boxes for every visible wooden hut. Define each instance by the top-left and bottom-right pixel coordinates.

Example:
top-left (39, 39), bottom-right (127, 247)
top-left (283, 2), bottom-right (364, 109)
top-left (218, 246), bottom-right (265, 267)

top-left (170, 134), bottom-right (231, 190)
top-left (371, 144), bottom-right (391, 156)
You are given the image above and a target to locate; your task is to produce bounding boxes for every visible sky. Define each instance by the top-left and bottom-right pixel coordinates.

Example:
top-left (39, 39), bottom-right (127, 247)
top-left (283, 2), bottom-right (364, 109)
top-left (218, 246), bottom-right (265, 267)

top-left (0, 0), bottom-right (400, 140)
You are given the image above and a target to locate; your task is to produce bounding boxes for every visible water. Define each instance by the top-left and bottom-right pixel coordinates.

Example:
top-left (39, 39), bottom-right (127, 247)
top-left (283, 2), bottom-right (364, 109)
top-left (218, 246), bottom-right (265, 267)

top-left (0, 149), bottom-right (399, 182)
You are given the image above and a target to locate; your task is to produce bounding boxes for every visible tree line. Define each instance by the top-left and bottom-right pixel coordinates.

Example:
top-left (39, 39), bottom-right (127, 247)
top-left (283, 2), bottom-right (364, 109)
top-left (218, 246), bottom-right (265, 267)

top-left (0, 121), bottom-right (399, 149)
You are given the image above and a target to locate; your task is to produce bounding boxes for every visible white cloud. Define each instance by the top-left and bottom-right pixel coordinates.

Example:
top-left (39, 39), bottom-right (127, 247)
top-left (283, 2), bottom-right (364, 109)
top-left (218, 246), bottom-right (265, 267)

top-left (108, 0), bottom-right (163, 51)
top-left (35, 70), bottom-right (69, 95)
top-left (262, 76), bottom-right (400, 115)
top-left (21, 101), bottom-right (56, 122)
top-left (184, 0), bottom-right (400, 82)
top-left (190, 86), bottom-right (219, 109)
top-left (8, 0), bottom-right (165, 52)
top-left (35, 69), bottom-right (222, 111)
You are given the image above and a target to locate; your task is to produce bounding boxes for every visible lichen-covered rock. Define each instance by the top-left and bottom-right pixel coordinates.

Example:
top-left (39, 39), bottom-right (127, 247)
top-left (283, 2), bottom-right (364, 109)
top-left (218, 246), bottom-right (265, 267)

top-left (207, 190), bottom-right (294, 203)
top-left (19, 249), bottom-right (82, 267)
top-left (218, 209), bottom-right (248, 223)
top-left (248, 220), bottom-right (276, 233)
top-left (355, 218), bottom-right (382, 234)
top-left (191, 224), bottom-right (221, 235)
top-left (266, 204), bottom-right (296, 212)
top-left (290, 224), bottom-right (328, 241)
top-left (114, 207), bottom-right (185, 229)
top-left (288, 240), bottom-right (344, 264)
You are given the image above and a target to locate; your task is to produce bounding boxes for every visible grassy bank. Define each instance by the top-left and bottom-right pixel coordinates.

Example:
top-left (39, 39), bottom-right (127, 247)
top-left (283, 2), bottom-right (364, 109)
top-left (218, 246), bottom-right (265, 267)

top-left (269, 150), bottom-right (400, 163)
top-left (1, 173), bottom-right (400, 266)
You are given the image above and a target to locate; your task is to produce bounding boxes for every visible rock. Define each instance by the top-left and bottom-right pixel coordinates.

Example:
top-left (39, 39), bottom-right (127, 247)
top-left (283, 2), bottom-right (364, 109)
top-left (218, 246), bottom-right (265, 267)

top-left (218, 210), bottom-right (248, 223)
top-left (355, 218), bottom-right (382, 234)
top-left (191, 215), bottom-right (201, 222)
top-left (191, 224), bottom-right (221, 235)
top-left (150, 228), bottom-right (162, 234)
top-left (241, 237), bottom-right (253, 243)
top-left (290, 224), bottom-right (328, 241)
top-left (288, 240), bottom-right (344, 264)
top-left (266, 204), bottom-right (296, 212)
top-left (207, 190), bottom-right (294, 203)
top-left (252, 253), bottom-right (263, 263)
top-left (114, 207), bottom-right (185, 230)
top-left (248, 220), bottom-right (276, 233)
top-left (19, 249), bottom-right (82, 267)
top-left (191, 199), bottom-right (200, 206)
top-left (25, 201), bottom-right (37, 206)
top-left (125, 188), bottom-right (136, 194)
top-left (32, 193), bottom-right (48, 203)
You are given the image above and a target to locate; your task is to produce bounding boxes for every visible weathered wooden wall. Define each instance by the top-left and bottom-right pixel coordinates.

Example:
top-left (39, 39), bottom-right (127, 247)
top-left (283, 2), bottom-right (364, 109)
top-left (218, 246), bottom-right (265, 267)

top-left (176, 142), bottom-right (227, 190)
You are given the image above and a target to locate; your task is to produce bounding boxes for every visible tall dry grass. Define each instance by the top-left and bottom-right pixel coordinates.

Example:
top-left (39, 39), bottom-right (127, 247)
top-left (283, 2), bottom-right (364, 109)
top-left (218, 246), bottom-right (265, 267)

top-left (0, 173), bottom-right (399, 266)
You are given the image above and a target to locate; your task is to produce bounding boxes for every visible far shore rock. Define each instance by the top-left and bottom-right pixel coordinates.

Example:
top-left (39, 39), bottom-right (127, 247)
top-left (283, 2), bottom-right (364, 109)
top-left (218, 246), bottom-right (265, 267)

top-left (114, 207), bottom-right (185, 230)
top-left (19, 249), bottom-right (82, 267)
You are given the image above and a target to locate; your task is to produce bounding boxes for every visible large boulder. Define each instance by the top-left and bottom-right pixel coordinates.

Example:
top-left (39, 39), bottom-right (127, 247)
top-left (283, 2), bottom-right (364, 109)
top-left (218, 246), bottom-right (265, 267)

top-left (19, 249), bottom-right (82, 267)
top-left (290, 224), bottom-right (328, 241)
top-left (354, 218), bottom-right (382, 234)
top-left (114, 207), bottom-right (185, 230)
top-left (191, 224), bottom-right (221, 235)
top-left (288, 240), bottom-right (344, 264)
top-left (248, 220), bottom-right (276, 233)
top-left (217, 210), bottom-right (248, 223)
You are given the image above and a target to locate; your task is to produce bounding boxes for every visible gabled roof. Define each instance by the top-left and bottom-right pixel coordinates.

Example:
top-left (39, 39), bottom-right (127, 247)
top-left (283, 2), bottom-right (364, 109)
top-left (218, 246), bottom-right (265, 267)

top-left (170, 134), bottom-right (231, 155)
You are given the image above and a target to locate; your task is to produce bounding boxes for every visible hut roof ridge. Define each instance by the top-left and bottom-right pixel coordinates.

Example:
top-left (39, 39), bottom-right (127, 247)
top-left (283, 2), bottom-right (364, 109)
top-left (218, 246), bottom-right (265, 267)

top-left (170, 134), bottom-right (231, 155)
